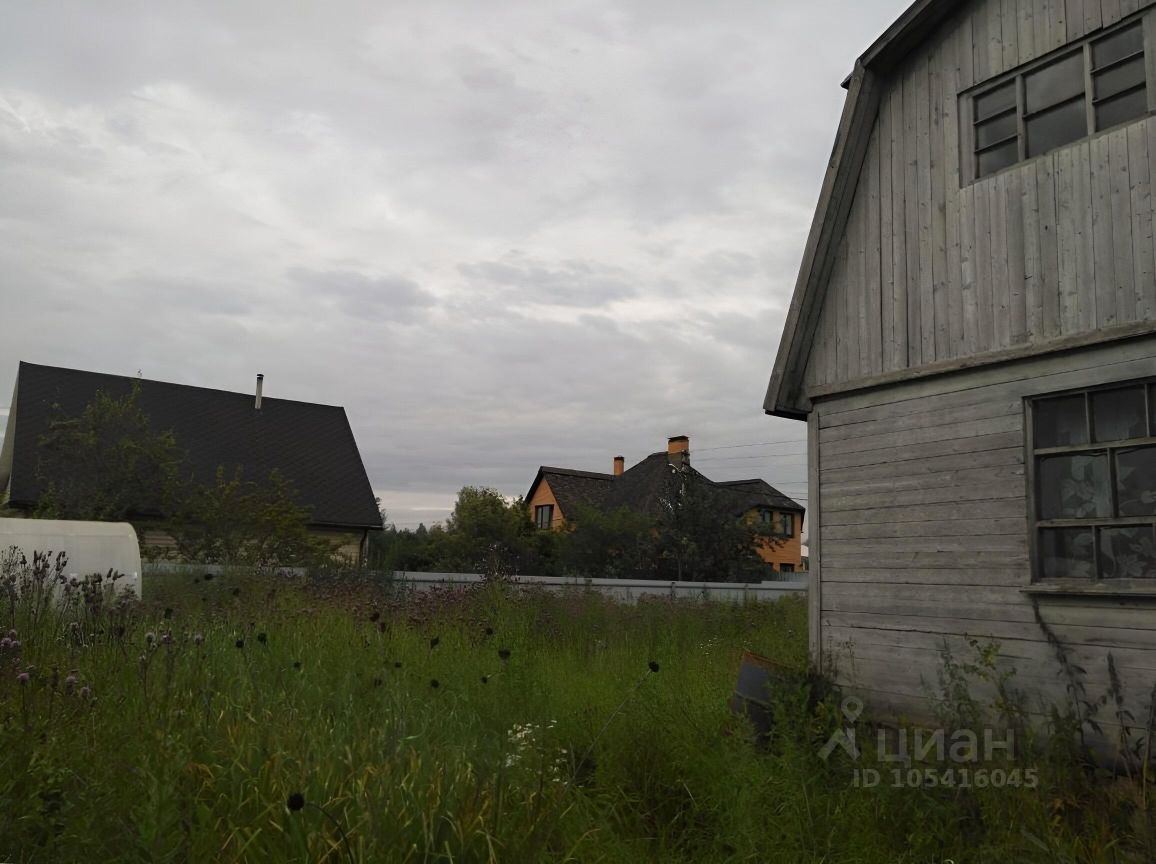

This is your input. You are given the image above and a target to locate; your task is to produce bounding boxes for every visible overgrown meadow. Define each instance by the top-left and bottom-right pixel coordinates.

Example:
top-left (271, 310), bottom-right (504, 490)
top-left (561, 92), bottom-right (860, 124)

top-left (1, 551), bottom-right (1154, 863)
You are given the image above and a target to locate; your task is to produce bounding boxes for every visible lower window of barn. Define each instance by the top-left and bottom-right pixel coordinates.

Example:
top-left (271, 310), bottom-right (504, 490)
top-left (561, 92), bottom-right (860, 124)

top-left (1031, 378), bottom-right (1156, 580)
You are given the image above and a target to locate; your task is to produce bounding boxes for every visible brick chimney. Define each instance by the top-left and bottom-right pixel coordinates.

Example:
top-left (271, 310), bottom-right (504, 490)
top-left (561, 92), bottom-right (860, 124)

top-left (255, 373), bottom-right (264, 410)
top-left (667, 435), bottom-right (689, 468)
top-left (613, 455), bottom-right (625, 476)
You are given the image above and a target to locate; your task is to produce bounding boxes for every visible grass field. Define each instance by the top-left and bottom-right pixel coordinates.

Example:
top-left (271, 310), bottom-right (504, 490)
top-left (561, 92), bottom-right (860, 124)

top-left (2, 556), bottom-right (1154, 862)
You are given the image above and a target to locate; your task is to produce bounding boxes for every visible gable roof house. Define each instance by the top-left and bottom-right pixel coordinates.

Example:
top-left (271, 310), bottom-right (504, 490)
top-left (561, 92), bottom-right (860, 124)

top-left (766, 0), bottom-right (1156, 735)
top-left (0, 362), bottom-right (383, 564)
top-left (526, 436), bottom-right (806, 572)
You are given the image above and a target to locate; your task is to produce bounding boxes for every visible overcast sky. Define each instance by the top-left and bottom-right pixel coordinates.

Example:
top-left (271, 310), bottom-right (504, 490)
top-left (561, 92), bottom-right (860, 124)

top-left (0, 0), bottom-right (909, 529)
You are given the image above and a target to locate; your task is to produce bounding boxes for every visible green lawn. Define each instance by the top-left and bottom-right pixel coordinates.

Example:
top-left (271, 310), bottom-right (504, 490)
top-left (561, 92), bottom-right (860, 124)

top-left (0, 563), bottom-right (1152, 862)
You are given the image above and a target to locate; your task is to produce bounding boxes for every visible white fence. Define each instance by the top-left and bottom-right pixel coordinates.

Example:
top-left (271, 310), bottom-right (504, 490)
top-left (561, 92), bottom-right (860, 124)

top-left (392, 571), bottom-right (808, 604)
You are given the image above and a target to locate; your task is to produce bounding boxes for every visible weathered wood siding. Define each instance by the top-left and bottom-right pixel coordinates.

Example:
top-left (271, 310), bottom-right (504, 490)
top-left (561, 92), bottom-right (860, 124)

top-left (803, 0), bottom-right (1156, 395)
top-left (813, 333), bottom-right (1156, 724)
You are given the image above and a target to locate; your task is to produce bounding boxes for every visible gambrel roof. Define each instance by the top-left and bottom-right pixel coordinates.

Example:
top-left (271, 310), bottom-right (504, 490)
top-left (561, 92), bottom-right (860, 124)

top-left (0, 361), bottom-right (383, 530)
top-left (764, 0), bottom-right (964, 419)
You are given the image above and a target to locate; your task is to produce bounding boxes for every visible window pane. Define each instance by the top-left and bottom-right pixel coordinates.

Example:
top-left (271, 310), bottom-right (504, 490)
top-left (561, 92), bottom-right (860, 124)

top-left (1093, 56), bottom-right (1146, 100)
top-left (1093, 24), bottom-right (1144, 68)
top-left (1035, 394), bottom-right (1088, 447)
top-left (976, 112), bottom-right (1018, 149)
top-left (1095, 88), bottom-right (1148, 130)
top-left (1099, 526), bottom-right (1156, 579)
top-left (1038, 453), bottom-right (1112, 519)
top-left (1025, 52), bottom-right (1085, 112)
top-left (1026, 99), bottom-right (1089, 156)
top-left (978, 140), bottom-right (1019, 177)
top-left (976, 81), bottom-right (1016, 121)
top-left (1040, 528), bottom-right (1095, 578)
top-left (1092, 386), bottom-right (1147, 442)
top-left (1117, 445), bottom-right (1156, 516)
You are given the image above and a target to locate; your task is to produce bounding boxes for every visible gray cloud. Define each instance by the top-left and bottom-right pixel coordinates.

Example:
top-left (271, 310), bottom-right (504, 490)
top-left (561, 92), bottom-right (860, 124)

top-left (0, 0), bottom-right (909, 528)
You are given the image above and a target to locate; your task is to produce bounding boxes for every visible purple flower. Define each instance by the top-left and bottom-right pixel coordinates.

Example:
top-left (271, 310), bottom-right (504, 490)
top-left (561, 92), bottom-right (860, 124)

top-left (145, 631), bottom-right (156, 646)
top-left (64, 673), bottom-right (78, 692)
top-left (6, 629), bottom-right (16, 640)
top-left (193, 633), bottom-right (204, 646)
top-left (79, 685), bottom-right (91, 700)
top-left (9, 640), bottom-right (20, 653)
top-left (16, 671), bottom-right (29, 685)
top-left (0, 637), bottom-right (10, 651)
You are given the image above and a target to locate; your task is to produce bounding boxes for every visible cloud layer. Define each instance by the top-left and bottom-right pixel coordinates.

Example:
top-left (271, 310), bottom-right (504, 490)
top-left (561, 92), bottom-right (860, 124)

top-left (0, 0), bottom-right (909, 528)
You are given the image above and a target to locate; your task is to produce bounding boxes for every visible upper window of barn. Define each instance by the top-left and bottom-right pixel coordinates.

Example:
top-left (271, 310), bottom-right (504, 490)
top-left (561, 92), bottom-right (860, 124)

top-left (969, 16), bottom-right (1153, 181)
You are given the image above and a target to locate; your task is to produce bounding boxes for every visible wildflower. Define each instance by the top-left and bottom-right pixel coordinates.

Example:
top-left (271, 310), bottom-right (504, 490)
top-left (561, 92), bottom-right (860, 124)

top-left (79, 685), bottom-right (91, 700)
top-left (481, 675), bottom-right (489, 684)
top-left (369, 611), bottom-right (380, 622)
top-left (429, 637), bottom-right (440, 649)
top-left (286, 792), bottom-right (305, 812)
top-left (373, 677), bottom-right (383, 687)
top-left (193, 633), bottom-right (204, 646)
top-left (393, 661), bottom-right (402, 669)
top-left (163, 607), bottom-right (173, 620)
top-left (0, 637), bottom-right (10, 651)
top-left (64, 673), bottom-right (78, 692)
top-left (430, 679), bottom-right (440, 689)
top-left (145, 631), bottom-right (156, 646)
top-left (232, 588), bottom-right (241, 597)
top-left (648, 660), bottom-right (660, 673)
top-left (484, 627), bottom-right (494, 637)
top-left (293, 661), bottom-right (302, 670)
top-left (257, 632), bottom-right (268, 645)
top-left (161, 631), bottom-right (174, 645)
top-left (6, 629), bottom-right (16, 639)
top-left (498, 648), bottom-right (511, 661)
top-left (235, 639), bottom-right (245, 649)
top-left (16, 671), bottom-right (30, 685)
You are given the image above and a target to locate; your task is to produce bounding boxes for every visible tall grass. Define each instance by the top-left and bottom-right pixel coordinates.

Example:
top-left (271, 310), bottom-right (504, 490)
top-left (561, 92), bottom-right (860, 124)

top-left (0, 556), bottom-right (1153, 862)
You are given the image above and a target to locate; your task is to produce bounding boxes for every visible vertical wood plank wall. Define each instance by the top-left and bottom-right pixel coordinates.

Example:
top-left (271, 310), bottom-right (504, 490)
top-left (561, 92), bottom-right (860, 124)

top-left (802, 0), bottom-right (1156, 395)
top-left (815, 335), bottom-right (1156, 724)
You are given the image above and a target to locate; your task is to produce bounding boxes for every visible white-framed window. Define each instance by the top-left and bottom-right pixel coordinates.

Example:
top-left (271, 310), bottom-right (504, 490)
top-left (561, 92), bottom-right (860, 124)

top-left (1028, 377), bottom-right (1156, 580)
top-left (969, 15), bottom-right (1153, 180)
top-left (534, 504), bottom-right (554, 530)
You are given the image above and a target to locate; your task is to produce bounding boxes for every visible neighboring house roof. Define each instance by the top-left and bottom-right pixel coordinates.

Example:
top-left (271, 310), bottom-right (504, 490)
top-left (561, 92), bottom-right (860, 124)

top-left (764, 0), bottom-right (959, 418)
top-left (0, 361), bottom-right (383, 530)
top-left (527, 444), bottom-right (804, 522)
top-left (529, 467), bottom-right (615, 517)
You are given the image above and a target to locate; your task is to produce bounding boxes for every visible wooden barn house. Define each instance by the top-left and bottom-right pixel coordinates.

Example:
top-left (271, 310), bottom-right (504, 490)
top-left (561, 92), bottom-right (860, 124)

top-left (765, 0), bottom-right (1156, 730)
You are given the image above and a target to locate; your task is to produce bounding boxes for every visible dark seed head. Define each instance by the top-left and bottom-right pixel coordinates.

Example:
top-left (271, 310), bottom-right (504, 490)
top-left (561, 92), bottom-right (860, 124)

top-left (484, 627), bottom-right (494, 637)
top-left (232, 588), bottom-right (241, 597)
top-left (430, 679), bottom-right (440, 689)
top-left (203, 573), bottom-right (214, 581)
top-left (393, 661), bottom-right (402, 669)
top-left (373, 677), bottom-right (383, 687)
top-left (480, 675), bottom-right (489, 684)
top-left (498, 649), bottom-right (511, 661)
top-left (648, 660), bottom-right (660, 673)
top-left (286, 792), bottom-right (305, 812)
top-left (163, 607), bottom-right (173, 619)
top-left (429, 637), bottom-right (440, 649)
top-left (293, 661), bottom-right (301, 670)
top-left (235, 639), bottom-right (244, 649)
top-left (257, 632), bottom-right (267, 645)
top-left (369, 611), bottom-right (380, 622)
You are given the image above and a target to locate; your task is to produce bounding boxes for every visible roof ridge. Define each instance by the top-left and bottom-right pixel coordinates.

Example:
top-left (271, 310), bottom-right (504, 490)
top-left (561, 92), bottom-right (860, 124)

top-left (538, 466), bottom-right (616, 480)
top-left (18, 361), bottom-right (344, 411)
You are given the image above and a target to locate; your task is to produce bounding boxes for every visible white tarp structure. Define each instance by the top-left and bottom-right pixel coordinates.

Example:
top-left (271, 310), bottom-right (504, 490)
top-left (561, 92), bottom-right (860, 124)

top-left (0, 518), bottom-right (141, 597)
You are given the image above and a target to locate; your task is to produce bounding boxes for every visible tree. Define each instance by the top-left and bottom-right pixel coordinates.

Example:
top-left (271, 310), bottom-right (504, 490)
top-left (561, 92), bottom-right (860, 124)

top-left (559, 504), bottom-right (655, 580)
top-left (36, 384), bottom-right (182, 521)
top-left (165, 466), bottom-right (336, 568)
top-left (651, 467), bottom-right (771, 583)
top-left (436, 486), bottom-right (539, 574)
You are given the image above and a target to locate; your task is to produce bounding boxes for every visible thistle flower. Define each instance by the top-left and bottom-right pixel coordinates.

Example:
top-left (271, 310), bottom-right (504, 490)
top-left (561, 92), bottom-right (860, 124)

top-left (484, 627), bottom-right (494, 637)
top-left (293, 661), bottom-right (302, 670)
top-left (79, 685), bottom-right (91, 700)
top-left (498, 648), bottom-right (511, 661)
top-left (648, 661), bottom-right (660, 673)
top-left (0, 637), bottom-right (10, 651)
top-left (64, 673), bottom-right (78, 692)
top-left (429, 637), bottom-right (440, 649)
top-left (163, 607), bottom-right (173, 620)
top-left (193, 633), bottom-right (204, 646)
top-left (430, 679), bottom-right (440, 689)
top-left (6, 629), bottom-right (16, 640)
top-left (393, 661), bottom-right (402, 669)
top-left (145, 631), bottom-right (156, 646)
top-left (480, 675), bottom-right (489, 684)
top-left (369, 611), bottom-right (380, 622)
top-left (257, 632), bottom-right (267, 645)
top-left (16, 671), bottom-right (30, 685)
top-left (235, 639), bottom-right (245, 649)
top-left (286, 792), bottom-right (305, 812)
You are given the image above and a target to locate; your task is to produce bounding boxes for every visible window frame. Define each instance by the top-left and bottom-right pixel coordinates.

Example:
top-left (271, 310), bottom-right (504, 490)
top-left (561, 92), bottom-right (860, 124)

top-left (776, 512), bottom-right (795, 538)
top-left (965, 11), bottom-right (1156, 183)
top-left (534, 504), bottom-right (554, 530)
top-left (1026, 376), bottom-right (1156, 585)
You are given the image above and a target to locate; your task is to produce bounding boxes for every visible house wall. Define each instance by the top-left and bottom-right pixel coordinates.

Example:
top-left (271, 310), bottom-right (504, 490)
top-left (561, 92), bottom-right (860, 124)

top-left (810, 332), bottom-right (1156, 732)
top-left (527, 479), bottom-right (565, 528)
top-left (803, 0), bottom-right (1156, 396)
top-left (753, 511), bottom-right (805, 570)
top-left (139, 526), bottom-right (367, 565)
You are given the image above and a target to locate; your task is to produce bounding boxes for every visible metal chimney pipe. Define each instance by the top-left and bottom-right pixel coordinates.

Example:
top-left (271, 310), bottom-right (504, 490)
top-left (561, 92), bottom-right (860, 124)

top-left (255, 373), bottom-right (264, 409)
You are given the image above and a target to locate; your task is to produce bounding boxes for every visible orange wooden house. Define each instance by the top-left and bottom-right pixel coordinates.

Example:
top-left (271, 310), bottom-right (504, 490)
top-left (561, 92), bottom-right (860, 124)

top-left (525, 436), bottom-right (805, 573)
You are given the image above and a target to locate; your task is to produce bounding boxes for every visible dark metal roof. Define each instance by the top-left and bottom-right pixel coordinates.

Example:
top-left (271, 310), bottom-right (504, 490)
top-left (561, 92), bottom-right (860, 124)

top-left (1, 361), bottom-right (383, 530)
